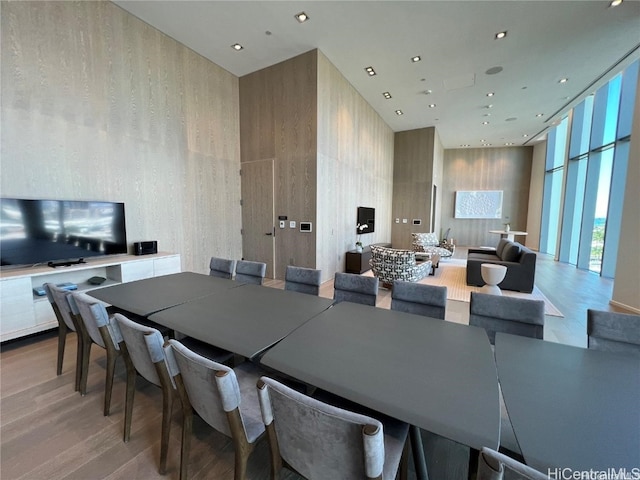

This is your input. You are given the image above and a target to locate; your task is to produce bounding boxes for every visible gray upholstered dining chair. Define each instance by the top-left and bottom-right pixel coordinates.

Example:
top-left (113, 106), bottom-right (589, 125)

top-left (333, 272), bottom-right (378, 306)
top-left (257, 376), bottom-right (409, 480)
top-left (115, 313), bottom-right (235, 474)
top-left (284, 265), bottom-right (322, 296)
top-left (235, 260), bottom-right (267, 285)
top-left (44, 283), bottom-right (83, 391)
top-left (391, 280), bottom-right (447, 319)
top-left (469, 292), bottom-right (545, 457)
top-left (113, 313), bottom-right (175, 473)
top-left (587, 309), bottom-right (640, 355)
top-left (209, 256), bottom-right (237, 279)
top-left (469, 292), bottom-right (545, 345)
top-left (68, 291), bottom-right (122, 416)
top-left (477, 447), bottom-right (547, 480)
top-left (165, 339), bottom-right (266, 480)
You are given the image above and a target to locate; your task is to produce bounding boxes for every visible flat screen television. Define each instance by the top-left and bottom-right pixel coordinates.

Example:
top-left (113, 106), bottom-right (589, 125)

top-left (0, 198), bottom-right (127, 268)
top-left (356, 206), bottom-right (375, 234)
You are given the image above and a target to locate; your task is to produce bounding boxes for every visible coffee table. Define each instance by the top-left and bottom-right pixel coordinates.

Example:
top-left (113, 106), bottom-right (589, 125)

top-left (480, 263), bottom-right (507, 295)
top-left (415, 252), bottom-right (440, 275)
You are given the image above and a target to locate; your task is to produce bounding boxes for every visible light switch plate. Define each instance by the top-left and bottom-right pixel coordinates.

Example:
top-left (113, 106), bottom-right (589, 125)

top-left (395, 218), bottom-right (400, 223)
top-left (402, 219), bottom-right (408, 224)
top-left (279, 220), bottom-right (285, 228)
top-left (289, 221), bottom-right (296, 228)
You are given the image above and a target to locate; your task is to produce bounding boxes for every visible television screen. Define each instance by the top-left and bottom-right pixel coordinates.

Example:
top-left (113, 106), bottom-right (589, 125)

top-left (357, 207), bottom-right (375, 234)
top-left (0, 198), bottom-right (127, 268)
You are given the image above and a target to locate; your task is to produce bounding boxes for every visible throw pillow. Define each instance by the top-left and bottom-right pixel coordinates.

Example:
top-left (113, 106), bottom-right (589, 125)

top-left (501, 243), bottom-right (521, 262)
top-left (496, 238), bottom-right (509, 258)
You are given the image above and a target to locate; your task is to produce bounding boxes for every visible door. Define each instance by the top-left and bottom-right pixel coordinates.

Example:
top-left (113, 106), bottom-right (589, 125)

top-left (241, 159), bottom-right (275, 278)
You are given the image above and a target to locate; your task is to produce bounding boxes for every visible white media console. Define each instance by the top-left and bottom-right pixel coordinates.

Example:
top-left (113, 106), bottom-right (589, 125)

top-left (0, 252), bottom-right (181, 342)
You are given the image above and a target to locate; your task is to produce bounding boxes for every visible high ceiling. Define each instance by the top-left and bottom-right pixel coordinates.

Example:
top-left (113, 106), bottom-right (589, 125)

top-left (114, 1), bottom-right (640, 149)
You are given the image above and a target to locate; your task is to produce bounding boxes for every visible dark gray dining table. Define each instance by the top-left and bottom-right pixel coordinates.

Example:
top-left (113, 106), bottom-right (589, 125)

top-left (149, 283), bottom-right (334, 359)
top-left (260, 301), bottom-right (500, 479)
top-left (87, 271), bottom-right (239, 317)
top-left (495, 332), bottom-right (640, 474)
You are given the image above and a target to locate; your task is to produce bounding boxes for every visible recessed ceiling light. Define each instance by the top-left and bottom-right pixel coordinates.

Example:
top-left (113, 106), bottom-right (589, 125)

top-left (495, 31), bottom-right (507, 40)
top-left (482, 121), bottom-right (490, 125)
top-left (411, 56), bottom-right (421, 63)
top-left (505, 142), bottom-right (514, 146)
top-left (365, 66), bottom-right (376, 76)
top-left (523, 134), bottom-right (529, 138)
top-left (486, 66), bottom-right (503, 75)
top-left (536, 113), bottom-right (544, 117)
top-left (481, 139), bottom-right (487, 143)
top-left (294, 12), bottom-right (309, 23)
top-left (559, 78), bottom-right (569, 84)
top-left (609, 0), bottom-right (623, 7)
top-left (486, 92), bottom-right (495, 97)
top-left (485, 104), bottom-right (494, 109)
top-left (383, 92), bottom-right (392, 99)
top-left (422, 90), bottom-right (433, 95)
top-left (395, 110), bottom-right (403, 116)
top-left (428, 104), bottom-right (436, 108)
top-left (231, 43), bottom-right (243, 51)
top-left (484, 113), bottom-right (492, 117)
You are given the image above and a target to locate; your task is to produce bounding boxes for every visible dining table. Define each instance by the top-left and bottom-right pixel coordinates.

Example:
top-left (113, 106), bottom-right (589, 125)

top-left (495, 332), bottom-right (640, 474)
top-left (260, 301), bottom-right (501, 479)
top-left (148, 283), bottom-right (334, 359)
top-left (88, 271), bottom-right (240, 317)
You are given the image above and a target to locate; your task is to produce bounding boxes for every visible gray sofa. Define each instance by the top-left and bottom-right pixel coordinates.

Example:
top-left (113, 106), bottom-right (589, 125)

top-left (466, 238), bottom-right (537, 293)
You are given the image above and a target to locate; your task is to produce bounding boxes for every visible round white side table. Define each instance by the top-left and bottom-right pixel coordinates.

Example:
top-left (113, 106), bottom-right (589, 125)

top-left (480, 264), bottom-right (507, 295)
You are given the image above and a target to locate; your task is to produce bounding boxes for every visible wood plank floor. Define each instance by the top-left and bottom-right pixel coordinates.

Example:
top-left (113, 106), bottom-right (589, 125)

top-left (1, 249), bottom-right (630, 480)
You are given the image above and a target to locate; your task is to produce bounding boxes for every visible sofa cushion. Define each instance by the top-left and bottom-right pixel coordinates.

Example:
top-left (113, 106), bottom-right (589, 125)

top-left (468, 253), bottom-right (501, 262)
top-left (501, 243), bottom-right (521, 262)
top-left (495, 238), bottom-right (510, 258)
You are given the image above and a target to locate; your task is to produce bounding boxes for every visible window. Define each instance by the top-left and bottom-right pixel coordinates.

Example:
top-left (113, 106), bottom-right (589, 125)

top-left (543, 59), bottom-right (638, 278)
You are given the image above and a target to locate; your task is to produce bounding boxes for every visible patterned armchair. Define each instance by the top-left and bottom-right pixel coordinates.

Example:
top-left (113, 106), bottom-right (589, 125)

top-left (369, 245), bottom-right (432, 286)
top-left (411, 232), bottom-right (454, 258)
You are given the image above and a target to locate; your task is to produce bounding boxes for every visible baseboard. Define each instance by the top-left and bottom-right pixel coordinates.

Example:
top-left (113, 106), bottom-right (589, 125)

top-left (609, 300), bottom-right (640, 315)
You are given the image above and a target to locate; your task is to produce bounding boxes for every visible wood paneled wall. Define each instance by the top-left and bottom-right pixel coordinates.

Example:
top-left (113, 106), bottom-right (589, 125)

top-left (0, 1), bottom-right (242, 273)
top-left (442, 147), bottom-right (533, 247)
top-left (316, 52), bottom-right (394, 280)
top-left (391, 127), bottom-right (445, 249)
top-left (239, 51), bottom-right (318, 279)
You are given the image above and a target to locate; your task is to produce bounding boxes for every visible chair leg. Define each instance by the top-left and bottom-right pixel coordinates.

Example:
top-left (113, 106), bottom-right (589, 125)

top-left (56, 322), bottom-right (68, 376)
top-left (121, 344), bottom-right (136, 442)
top-left (79, 334), bottom-right (92, 396)
top-left (159, 383), bottom-right (174, 474)
top-left (179, 403), bottom-right (193, 480)
top-left (175, 376), bottom-right (193, 480)
top-left (103, 350), bottom-right (117, 416)
top-left (74, 331), bottom-right (83, 392)
top-left (226, 409), bottom-right (255, 480)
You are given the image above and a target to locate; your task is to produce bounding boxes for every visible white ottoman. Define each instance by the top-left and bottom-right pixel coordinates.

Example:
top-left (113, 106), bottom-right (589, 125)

top-left (480, 264), bottom-right (507, 295)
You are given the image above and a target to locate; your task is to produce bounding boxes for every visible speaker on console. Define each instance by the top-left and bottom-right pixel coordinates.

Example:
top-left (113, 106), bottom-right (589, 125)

top-left (134, 241), bottom-right (158, 256)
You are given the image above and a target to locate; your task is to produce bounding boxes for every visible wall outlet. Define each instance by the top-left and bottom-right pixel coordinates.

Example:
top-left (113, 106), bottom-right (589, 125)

top-left (395, 218), bottom-right (400, 223)
top-left (279, 220), bottom-right (285, 229)
top-left (402, 218), bottom-right (408, 224)
top-left (289, 221), bottom-right (296, 228)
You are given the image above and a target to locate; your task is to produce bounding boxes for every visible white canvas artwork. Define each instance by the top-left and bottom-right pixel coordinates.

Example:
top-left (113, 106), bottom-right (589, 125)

top-left (455, 191), bottom-right (503, 219)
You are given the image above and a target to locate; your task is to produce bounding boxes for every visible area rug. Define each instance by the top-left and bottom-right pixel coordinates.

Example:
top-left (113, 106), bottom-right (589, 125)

top-left (367, 259), bottom-right (564, 317)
